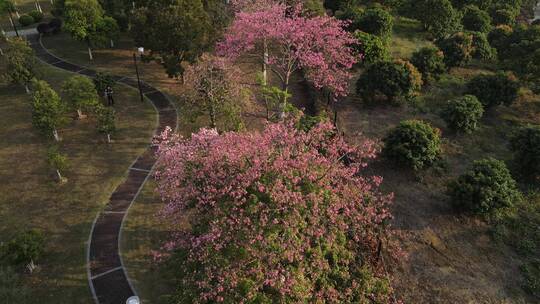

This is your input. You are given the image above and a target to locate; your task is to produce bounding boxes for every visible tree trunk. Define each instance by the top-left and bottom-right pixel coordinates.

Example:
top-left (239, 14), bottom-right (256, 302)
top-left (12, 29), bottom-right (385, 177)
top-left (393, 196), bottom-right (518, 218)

top-left (25, 84), bottom-right (30, 94)
top-left (209, 102), bottom-right (216, 129)
top-left (0, 47), bottom-right (3, 56)
top-left (107, 133), bottom-right (111, 143)
top-left (77, 109), bottom-right (84, 119)
top-left (15, 10), bottom-right (20, 19)
top-left (53, 129), bottom-right (60, 141)
top-left (87, 46), bottom-right (93, 60)
top-left (56, 169), bottom-right (62, 181)
top-left (110, 39), bottom-right (114, 48)
top-left (263, 39), bottom-right (268, 86)
top-left (8, 12), bottom-right (18, 37)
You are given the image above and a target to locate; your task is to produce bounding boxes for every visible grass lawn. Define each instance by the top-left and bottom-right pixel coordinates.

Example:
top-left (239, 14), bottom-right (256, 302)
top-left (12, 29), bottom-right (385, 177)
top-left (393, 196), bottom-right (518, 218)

top-left (0, 61), bottom-right (156, 303)
top-left (389, 17), bottom-right (434, 59)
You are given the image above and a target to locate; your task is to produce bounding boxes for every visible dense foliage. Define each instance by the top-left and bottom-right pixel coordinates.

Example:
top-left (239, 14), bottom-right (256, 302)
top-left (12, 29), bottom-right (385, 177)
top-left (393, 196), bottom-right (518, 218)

top-left (510, 125), bottom-right (540, 184)
top-left (465, 72), bottom-right (520, 107)
top-left (31, 80), bottom-right (66, 140)
top-left (411, 47), bottom-right (447, 83)
top-left (1, 37), bottom-right (36, 92)
top-left (356, 60), bottom-right (420, 103)
top-left (462, 5), bottom-right (492, 33)
top-left (18, 14), bottom-right (34, 26)
top-left (436, 32), bottom-right (474, 67)
top-left (0, 230), bottom-right (44, 266)
top-left (447, 158), bottom-right (521, 214)
top-left (155, 119), bottom-right (400, 303)
top-left (62, 76), bottom-right (99, 118)
top-left (353, 31), bottom-right (389, 64)
top-left (382, 120), bottom-right (442, 170)
top-left (441, 95), bottom-right (484, 133)
top-left (355, 7), bottom-right (393, 38)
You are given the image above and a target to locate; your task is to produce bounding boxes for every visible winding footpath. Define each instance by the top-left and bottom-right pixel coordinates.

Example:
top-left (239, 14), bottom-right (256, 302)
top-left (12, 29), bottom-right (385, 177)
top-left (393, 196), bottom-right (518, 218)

top-left (27, 33), bottom-right (178, 304)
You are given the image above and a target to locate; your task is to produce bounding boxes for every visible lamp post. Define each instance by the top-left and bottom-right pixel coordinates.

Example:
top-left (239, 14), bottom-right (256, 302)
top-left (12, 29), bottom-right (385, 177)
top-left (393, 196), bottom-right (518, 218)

top-left (133, 46), bottom-right (144, 102)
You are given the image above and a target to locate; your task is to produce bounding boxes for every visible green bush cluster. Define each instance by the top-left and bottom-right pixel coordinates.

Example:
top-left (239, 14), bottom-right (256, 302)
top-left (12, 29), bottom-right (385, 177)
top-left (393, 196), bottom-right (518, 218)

top-left (441, 95), bottom-right (484, 133)
top-left (411, 47), bottom-right (447, 83)
top-left (436, 32), bottom-right (474, 67)
top-left (353, 31), bottom-right (389, 64)
top-left (382, 120), bottom-right (442, 170)
top-left (510, 125), bottom-right (540, 184)
top-left (28, 10), bottom-right (44, 22)
top-left (468, 31), bottom-right (496, 60)
top-left (447, 158), bottom-right (521, 215)
top-left (355, 7), bottom-right (394, 38)
top-left (462, 5), bottom-right (492, 33)
top-left (465, 72), bottom-right (520, 107)
top-left (356, 60), bottom-right (420, 103)
top-left (18, 15), bottom-right (35, 27)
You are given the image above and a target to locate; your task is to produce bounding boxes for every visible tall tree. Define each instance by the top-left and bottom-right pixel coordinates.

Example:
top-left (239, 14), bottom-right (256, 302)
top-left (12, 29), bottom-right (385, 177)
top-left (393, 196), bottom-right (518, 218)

top-left (183, 53), bottom-right (247, 131)
top-left (219, 3), bottom-right (357, 109)
top-left (0, 0), bottom-right (18, 36)
top-left (131, 0), bottom-right (213, 78)
top-left (62, 75), bottom-right (100, 119)
top-left (64, 0), bottom-right (118, 60)
top-left (154, 119), bottom-right (399, 303)
top-left (31, 80), bottom-right (67, 141)
top-left (1, 37), bottom-right (36, 93)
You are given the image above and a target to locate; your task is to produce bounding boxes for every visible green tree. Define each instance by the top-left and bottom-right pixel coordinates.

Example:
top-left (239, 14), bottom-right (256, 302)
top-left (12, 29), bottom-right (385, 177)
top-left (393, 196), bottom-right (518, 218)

top-left (440, 95), bottom-right (484, 133)
top-left (436, 31), bottom-right (474, 67)
top-left (417, 0), bottom-right (462, 39)
top-left (47, 145), bottom-right (69, 182)
top-left (91, 15), bottom-right (120, 48)
top-left (62, 75), bottom-right (100, 119)
top-left (355, 7), bottom-right (393, 38)
top-left (411, 46), bottom-right (447, 83)
top-left (93, 72), bottom-right (115, 97)
top-left (447, 158), bottom-right (521, 215)
top-left (510, 125), bottom-right (540, 184)
top-left (465, 72), bottom-right (520, 107)
top-left (0, 0), bottom-right (19, 36)
top-left (95, 105), bottom-right (116, 143)
top-left (1, 37), bottom-right (36, 93)
top-left (131, 0), bottom-right (213, 78)
top-left (31, 80), bottom-right (67, 141)
top-left (462, 5), bottom-right (492, 33)
top-left (382, 119), bottom-right (442, 171)
top-left (353, 30), bottom-right (389, 64)
top-left (356, 60), bottom-right (418, 103)
top-left (0, 230), bottom-right (44, 268)
top-left (63, 0), bottom-right (111, 60)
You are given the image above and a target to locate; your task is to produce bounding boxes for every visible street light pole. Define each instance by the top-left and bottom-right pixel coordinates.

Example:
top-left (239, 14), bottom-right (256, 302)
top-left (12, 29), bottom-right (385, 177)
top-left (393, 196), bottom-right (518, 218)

top-left (133, 47), bottom-right (144, 102)
top-left (7, 9), bottom-right (19, 37)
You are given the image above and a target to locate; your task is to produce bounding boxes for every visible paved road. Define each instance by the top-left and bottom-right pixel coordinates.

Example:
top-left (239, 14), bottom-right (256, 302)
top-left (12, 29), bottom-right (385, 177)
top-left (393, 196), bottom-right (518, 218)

top-left (27, 33), bottom-right (178, 304)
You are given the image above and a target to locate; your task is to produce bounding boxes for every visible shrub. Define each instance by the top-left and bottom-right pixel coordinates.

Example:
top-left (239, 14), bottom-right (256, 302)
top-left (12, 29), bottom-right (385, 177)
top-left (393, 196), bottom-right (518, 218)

top-left (356, 61), bottom-right (418, 103)
top-left (491, 8), bottom-right (516, 26)
top-left (465, 72), bottom-right (520, 107)
top-left (356, 7), bottom-right (393, 38)
top-left (447, 158), bottom-right (521, 214)
top-left (411, 46), bottom-right (447, 83)
top-left (521, 260), bottom-right (540, 297)
top-left (462, 5), bottom-right (492, 33)
top-left (396, 59), bottom-right (423, 93)
top-left (436, 32), bottom-right (474, 67)
top-left (469, 31), bottom-right (496, 60)
top-left (18, 15), bottom-right (35, 27)
top-left (487, 25), bottom-right (513, 53)
top-left (418, 0), bottom-right (462, 39)
top-left (335, 5), bottom-right (363, 31)
top-left (353, 31), bottom-right (389, 64)
top-left (28, 10), bottom-right (44, 22)
top-left (0, 230), bottom-right (45, 266)
top-left (441, 95), bottom-right (484, 133)
top-left (510, 125), bottom-right (540, 183)
top-left (382, 119), bottom-right (442, 170)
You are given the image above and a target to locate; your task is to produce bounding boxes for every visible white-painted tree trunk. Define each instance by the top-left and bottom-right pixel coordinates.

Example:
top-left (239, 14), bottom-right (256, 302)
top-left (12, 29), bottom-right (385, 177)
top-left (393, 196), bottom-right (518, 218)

top-left (77, 109), bottom-right (84, 119)
top-left (0, 47), bottom-right (3, 56)
top-left (25, 84), bottom-right (30, 94)
top-left (88, 47), bottom-right (93, 60)
top-left (110, 39), bottom-right (114, 48)
top-left (107, 133), bottom-right (111, 143)
top-left (15, 11), bottom-right (20, 19)
top-left (56, 169), bottom-right (62, 181)
top-left (53, 129), bottom-right (60, 141)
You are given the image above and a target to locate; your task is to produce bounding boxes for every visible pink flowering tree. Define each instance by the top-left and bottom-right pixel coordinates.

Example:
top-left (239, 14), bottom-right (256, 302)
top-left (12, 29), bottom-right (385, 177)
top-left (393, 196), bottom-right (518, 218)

top-left (155, 119), bottom-right (401, 303)
top-left (218, 3), bottom-right (358, 107)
